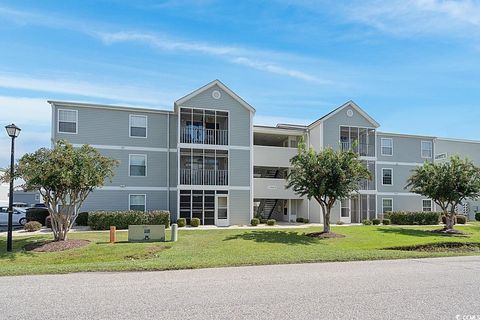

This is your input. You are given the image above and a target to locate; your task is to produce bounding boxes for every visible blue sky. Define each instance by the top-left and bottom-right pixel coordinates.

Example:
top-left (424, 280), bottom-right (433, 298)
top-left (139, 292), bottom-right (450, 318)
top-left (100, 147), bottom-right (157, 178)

top-left (1, 0), bottom-right (480, 165)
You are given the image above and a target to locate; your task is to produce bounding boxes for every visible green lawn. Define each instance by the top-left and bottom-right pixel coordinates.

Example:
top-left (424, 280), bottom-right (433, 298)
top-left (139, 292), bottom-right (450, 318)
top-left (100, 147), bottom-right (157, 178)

top-left (1, 223), bottom-right (480, 276)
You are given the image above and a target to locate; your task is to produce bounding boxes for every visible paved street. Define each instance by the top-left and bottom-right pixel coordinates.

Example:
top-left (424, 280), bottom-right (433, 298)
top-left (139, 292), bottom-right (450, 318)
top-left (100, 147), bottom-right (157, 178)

top-left (1, 256), bottom-right (479, 320)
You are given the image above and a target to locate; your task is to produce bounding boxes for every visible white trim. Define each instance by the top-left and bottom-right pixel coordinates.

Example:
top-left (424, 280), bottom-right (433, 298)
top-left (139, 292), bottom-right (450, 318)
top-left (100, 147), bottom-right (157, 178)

top-left (174, 80), bottom-right (255, 114)
top-left (422, 199), bottom-right (433, 212)
top-left (382, 198), bottom-right (393, 214)
top-left (129, 114), bottom-right (148, 138)
top-left (377, 161), bottom-right (423, 166)
top-left (380, 138), bottom-right (393, 156)
top-left (71, 144), bottom-right (172, 152)
top-left (309, 101), bottom-right (380, 129)
top-left (381, 168), bottom-right (393, 186)
top-left (421, 140), bottom-right (433, 159)
top-left (129, 194), bottom-right (146, 212)
top-left (377, 192), bottom-right (418, 196)
top-left (100, 186), bottom-right (171, 191)
top-left (48, 100), bottom-right (172, 115)
top-left (129, 154), bottom-right (147, 177)
top-left (57, 108), bottom-right (78, 134)
top-left (230, 145), bottom-right (251, 150)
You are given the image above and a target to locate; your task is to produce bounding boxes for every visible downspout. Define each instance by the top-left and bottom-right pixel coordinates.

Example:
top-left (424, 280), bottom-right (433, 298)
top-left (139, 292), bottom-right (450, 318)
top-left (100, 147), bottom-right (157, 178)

top-left (166, 113), bottom-right (170, 213)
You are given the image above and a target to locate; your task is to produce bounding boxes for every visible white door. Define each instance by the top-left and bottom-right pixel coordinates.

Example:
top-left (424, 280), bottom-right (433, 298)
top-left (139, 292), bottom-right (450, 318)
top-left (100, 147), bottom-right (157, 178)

top-left (215, 195), bottom-right (229, 227)
top-left (340, 199), bottom-right (351, 224)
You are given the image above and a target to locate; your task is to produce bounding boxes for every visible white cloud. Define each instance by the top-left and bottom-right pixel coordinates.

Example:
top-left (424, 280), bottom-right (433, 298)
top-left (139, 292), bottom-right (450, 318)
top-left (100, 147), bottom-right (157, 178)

top-left (342, 0), bottom-right (480, 37)
top-left (0, 72), bottom-right (172, 105)
top-left (0, 96), bottom-right (50, 124)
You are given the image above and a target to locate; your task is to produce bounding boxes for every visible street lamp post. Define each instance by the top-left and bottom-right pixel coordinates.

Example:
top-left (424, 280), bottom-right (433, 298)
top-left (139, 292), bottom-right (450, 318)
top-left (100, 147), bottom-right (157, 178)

top-left (5, 124), bottom-right (21, 252)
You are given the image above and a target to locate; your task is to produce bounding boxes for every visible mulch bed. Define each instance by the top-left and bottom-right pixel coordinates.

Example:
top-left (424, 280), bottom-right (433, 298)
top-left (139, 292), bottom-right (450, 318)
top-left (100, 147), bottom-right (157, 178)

top-left (24, 240), bottom-right (90, 252)
top-left (385, 242), bottom-right (480, 253)
top-left (427, 228), bottom-right (467, 235)
top-left (306, 232), bottom-right (345, 239)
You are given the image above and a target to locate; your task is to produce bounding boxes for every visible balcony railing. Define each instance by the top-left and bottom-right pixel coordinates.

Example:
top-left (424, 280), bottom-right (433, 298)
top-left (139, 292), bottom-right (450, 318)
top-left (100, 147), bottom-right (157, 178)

top-left (341, 141), bottom-right (375, 157)
top-left (180, 169), bottom-right (228, 185)
top-left (358, 179), bottom-right (375, 190)
top-left (180, 127), bottom-right (228, 145)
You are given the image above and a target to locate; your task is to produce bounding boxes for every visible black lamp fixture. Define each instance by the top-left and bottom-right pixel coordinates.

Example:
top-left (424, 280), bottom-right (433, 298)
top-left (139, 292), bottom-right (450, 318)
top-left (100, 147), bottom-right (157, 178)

top-left (5, 123), bottom-right (21, 252)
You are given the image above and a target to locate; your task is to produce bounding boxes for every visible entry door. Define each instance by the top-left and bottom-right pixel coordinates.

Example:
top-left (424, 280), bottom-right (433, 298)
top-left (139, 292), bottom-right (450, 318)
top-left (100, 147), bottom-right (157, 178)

top-left (215, 195), bottom-right (229, 227)
top-left (340, 199), bottom-right (351, 224)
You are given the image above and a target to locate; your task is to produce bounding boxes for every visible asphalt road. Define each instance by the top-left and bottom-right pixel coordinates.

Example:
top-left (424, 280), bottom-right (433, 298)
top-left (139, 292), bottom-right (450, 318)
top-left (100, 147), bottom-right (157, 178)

top-left (1, 256), bottom-right (479, 320)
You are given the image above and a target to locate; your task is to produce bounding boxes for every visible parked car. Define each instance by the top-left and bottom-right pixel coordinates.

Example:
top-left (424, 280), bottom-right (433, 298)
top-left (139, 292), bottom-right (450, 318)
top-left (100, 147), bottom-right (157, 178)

top-left (13, 202), bottom-right (29, 208)
top-left (32, 203), bottom-right (47, 208)
top-left (0, 207), bottom-right (27, 226)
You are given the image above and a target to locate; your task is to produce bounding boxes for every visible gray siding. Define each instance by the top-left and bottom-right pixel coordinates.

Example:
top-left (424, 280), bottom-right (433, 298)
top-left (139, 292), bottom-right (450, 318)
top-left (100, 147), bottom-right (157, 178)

top-left (53, 105), bottom-right (171, 148)
top-left (377, 134), bottom-right (434, 163)
top-left (322, 106), bottom-right (377, 150)
top-left (169, 190), bottom-right (177, 219)
top-left (435, 139), bottom-right (480, 164)
top-left (229, 190), bottom-right (251, 225)
top-left (377, 164), bottom-right (417, 193)
top-left (169, 152), bottom-right (178, 187)
top-left (229, 149), bottom-right (251, 187)
top-left (81, 190), bottom-right (168, 212)
top-left (179, 84), bottom-right (251, 147)
top-left (377, 195), bottom-right (426, 214)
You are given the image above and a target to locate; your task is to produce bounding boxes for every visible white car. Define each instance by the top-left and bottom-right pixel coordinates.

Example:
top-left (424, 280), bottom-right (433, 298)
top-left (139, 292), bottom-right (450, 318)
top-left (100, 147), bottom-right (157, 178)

top-left (0, 206), bottom-right (27, 226)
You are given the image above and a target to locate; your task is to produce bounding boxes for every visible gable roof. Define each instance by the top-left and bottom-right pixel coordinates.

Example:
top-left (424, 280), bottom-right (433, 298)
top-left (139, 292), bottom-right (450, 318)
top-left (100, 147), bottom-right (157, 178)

top-left (174, 79), bottom-right (255, 114)
top-left (309, 100), bottom-right (380, 128)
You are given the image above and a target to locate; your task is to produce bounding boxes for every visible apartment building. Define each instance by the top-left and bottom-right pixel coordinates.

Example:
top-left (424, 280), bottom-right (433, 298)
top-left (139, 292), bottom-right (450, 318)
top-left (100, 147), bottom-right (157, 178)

top-left (49, 80), bottom-right (480, 225)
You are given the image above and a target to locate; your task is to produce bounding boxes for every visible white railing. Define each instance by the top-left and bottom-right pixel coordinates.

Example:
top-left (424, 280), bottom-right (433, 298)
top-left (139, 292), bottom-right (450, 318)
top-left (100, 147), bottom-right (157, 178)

top-left (180, 127), bottom-right (228, 145)
top-left (341, 141), bottom-right (375, 157)
top-left (358, 179), bottom-right (375, 190)
top-left (180, 169), bottom-right (228, 185)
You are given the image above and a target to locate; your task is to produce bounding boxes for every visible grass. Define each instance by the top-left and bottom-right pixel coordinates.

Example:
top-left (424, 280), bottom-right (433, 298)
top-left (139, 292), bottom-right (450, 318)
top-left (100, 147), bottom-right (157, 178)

top-left (1, 223), bottom-right (480, 276)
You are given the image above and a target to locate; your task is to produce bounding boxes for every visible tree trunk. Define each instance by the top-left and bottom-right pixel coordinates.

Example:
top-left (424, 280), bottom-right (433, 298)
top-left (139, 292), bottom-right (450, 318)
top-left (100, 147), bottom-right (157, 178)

top-left (445, 213), bottom-right (455, 230)
top-left (323, 208), bottom-right (331, 233)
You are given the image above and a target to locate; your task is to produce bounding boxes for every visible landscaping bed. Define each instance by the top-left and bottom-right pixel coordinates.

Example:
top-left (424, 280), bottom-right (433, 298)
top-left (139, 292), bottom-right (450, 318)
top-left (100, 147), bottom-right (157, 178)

top-left (385, 242), bottom-right (480, 253)
top-left (24, 240), bottom-right (90, 252)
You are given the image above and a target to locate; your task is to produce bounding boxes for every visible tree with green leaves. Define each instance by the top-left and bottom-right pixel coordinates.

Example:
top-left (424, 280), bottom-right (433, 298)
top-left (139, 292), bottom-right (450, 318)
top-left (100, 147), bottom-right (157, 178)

top-left (4, 140), bottom-right (118, 241)
top-left (406, 155), bottom-right (480, 231)
top-left (287, 140), bottom-right (371, 234)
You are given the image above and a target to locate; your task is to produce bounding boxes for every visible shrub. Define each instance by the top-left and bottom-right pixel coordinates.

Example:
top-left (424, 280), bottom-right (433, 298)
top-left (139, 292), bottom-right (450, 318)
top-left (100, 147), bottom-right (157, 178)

top-left (336, 220), bottom-right (344, 225)
top-left (362, 219), bottom-right (372, 225)
top-left (177, 218), bottom-right (186, 227)
top-left (24, 221), bottom-right (42, 232)
top-left (385, 212), bottom-right (441, 225)
top-left (267, 219), bottom-right (276, 226)
top-left (260, 218), bottom-right (268, 224)
top-left (382, 219), bottom-right (391, 225)
top-left (442, 215), bottom-right (467, 225)
top-left (303, 219), bottom-right (309, 224)
top-left (75, 212), bottom-right (89, 226)
top-left (476, 212), bottom-right (480, 221)
top-left (26, 208), bottom-right (49, 226)
top-left (88, 210), bottom-right (170, 230)
top-left (251, 218), bottom-right (260, 226)
top-left (190, 218), bottom-right (200, 227)
top-left (45, 216), bottom-right (52, 228)
top-left (296, 217), bottom-right (304, 223)
top-left (372, 219), bottom-right (381, 225)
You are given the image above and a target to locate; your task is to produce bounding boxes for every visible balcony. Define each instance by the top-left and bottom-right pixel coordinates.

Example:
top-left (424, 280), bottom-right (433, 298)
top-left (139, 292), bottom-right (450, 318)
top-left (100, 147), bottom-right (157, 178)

top-left (180, 169), bottom-right (228, 185)
top-left (180, 126), bottom-right (228, 145)
top-left (341, 142), bottom-right (375, 157)
top-left (254, 145), bottom-right (298, 167)
top-left (358, 179), bottom-right (375, 190)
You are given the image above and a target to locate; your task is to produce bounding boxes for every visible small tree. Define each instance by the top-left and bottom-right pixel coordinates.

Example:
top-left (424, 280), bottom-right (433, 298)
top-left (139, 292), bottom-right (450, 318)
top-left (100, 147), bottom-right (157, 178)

top-left (287, 140), bottom-right (370, 233)
top-left (7, 140), bottom-right (118, 241)
top-left (406, 155), bottom-right (480, 231)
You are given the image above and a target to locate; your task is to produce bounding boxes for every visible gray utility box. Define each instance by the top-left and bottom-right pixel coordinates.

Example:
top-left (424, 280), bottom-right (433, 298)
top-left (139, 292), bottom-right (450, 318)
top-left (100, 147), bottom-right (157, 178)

top-left (128, 225), bottom-right (165, 242)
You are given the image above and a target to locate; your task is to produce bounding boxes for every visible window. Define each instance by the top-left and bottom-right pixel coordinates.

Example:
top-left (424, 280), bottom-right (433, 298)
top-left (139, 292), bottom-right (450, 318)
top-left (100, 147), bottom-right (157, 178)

top-left (380, 138), bottom-right (393, 156)
top-left (341, 199), bottom-right (350, 217)
top-left (129, 154), bottom-right (147, 176)
top-left (58, 109), bottom-right (77, 133)
top-left (421, 141), bottom-right (433, 158)
top-left (129, 194), bottom-right (146, 211)
top-left (382, 198), bottom-right (393, 213)
top-left (129, 115), bottom-right (147, 138)
top-left (422, 199), bottom-right (433, 212)
top-left (382, 168), bottom-right (393, 185)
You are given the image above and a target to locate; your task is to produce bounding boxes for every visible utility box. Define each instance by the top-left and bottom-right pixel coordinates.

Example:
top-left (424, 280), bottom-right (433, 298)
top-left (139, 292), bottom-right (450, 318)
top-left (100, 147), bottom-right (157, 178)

top-left (128, 225), bottom-right (165, 242)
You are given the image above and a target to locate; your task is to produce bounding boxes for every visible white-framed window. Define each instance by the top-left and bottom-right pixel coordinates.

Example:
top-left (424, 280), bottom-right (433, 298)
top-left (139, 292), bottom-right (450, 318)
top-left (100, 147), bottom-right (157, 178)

top-left (422, 199), bottom-right (433, 212)
top-left (380, 138), bottom-right (393, 156)
top-left (421, 141), bottom-right (433, 158)
top-left (382, 198), bottom-right (393, 213)
top-left (58, 109), bottom-right (78, 134)
top-left (341, 198), bottom-right (350, 217)
top-left (129, 194), bottom-right (146, 212)
top-left (382, 168), bottom-right (393, 185)
top-left (129, 154), bottom-right (147, 177)
top-left (129, 114), bottom-right (147, 138)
